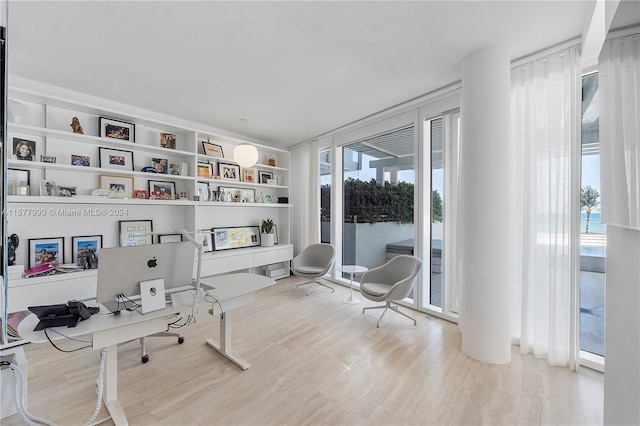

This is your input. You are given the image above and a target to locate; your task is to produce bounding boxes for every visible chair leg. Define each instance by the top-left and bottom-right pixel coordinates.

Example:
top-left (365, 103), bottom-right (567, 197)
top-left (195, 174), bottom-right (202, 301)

top-left (363, 302), bottom-right (416, 327)
top-left (296, 278), bottom-right (334, 296)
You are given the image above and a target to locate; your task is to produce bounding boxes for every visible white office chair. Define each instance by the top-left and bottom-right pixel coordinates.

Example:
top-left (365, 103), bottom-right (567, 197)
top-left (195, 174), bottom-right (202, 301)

top-left (291, 243), bottom-right (336, 295)
top-left (361, 255), bottom-right (422, 327)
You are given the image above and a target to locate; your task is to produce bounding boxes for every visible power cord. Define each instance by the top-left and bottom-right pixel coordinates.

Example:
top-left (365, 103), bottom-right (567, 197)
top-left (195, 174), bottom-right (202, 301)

top-left (204, 292), bottom-right (224, 315)
top-left (44, 328), bottom-right (92, 352)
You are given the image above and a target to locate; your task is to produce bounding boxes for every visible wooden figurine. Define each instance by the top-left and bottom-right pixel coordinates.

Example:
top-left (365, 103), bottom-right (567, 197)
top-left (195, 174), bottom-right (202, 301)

top-left (70, 116), bottom-right (84, 134)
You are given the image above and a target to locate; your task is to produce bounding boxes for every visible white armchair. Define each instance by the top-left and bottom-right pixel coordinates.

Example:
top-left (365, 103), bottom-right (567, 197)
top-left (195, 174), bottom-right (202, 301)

top-left (291, 243), bottom-right (336, 296)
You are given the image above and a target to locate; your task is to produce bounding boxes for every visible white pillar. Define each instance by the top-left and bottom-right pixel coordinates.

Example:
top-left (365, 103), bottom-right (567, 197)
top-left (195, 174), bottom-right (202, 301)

top-left (603, 225), bottom-right (640, 425)
top-left (459, 47), bottom-right (513, 364)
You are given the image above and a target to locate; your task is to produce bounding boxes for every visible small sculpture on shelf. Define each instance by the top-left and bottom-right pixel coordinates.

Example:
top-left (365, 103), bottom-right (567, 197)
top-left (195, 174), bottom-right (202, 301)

top-left (7, 233), bottom-right (19, 266)
top-left (70, 117), bottom-right (84, 134)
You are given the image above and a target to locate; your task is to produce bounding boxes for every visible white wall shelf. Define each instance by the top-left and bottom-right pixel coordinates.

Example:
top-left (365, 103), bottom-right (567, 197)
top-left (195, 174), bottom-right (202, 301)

top-left (3, 81), bottom-right (292, 327)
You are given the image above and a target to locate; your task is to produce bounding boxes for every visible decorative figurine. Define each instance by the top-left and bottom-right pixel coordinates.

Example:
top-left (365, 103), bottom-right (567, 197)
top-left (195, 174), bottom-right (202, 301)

top-left (70, 116), bottom-right (84, 134)
top-left (7, 233), bottom-right (19, 266)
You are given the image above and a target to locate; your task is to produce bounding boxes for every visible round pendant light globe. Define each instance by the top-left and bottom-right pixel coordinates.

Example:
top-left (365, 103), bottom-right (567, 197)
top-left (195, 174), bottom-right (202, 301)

top-left (233, 143), bottom-right (259, 168)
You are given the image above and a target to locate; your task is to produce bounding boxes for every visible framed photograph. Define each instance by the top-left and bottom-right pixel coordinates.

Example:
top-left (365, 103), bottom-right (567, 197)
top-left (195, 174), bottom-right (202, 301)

top-left (57, 186), bottom-right (77, 197)
top-left (39, 180), bottom-right (56, 196)
top-left (219, 186), bottom-right (255, 203)
top-left (195, 230), bottom-right (214, 253)
top-left (119, 220), bottom-right (153, 247)
top-left (99, 147), bottom-right (134, 171)
top-left (148, 180), bottom-right (176, 200)
top-left (151, 157), bottom-right (168, 174)
top-left (160, 132), bottom-right (177, 149)
top-left (7, 168), bottom-right (30, 195)
top-left (211, 226), bottom-right (261, 251)
top-left (13, 137), bottom-right (35, 161)
top-left (169, 163), bottom-right (181, 175)
top-left (219, 163), bottom-right (240, 181)
top-left (71, 154), bottom-right (90, 167)
top-left (99, 117), bottom-right (135, 142)
top-left (158, 234), bottom-right (183, 244)
top-left (197, 162), bottom-right (213, 178)
top-left (242, 168), bottom-right (257, 183)
top-left (259, 171), bottom-right (274, 184)
top-left (72, 235), bottom-right (102, 269)
top-left (196, 181), bottom-right (209, 201)
top-left (202, 141), bottom-right (224, 158)
top-left (29, 237), bottom-right (64, 268)
top-left (99, 175), bottom-right (134, 198)
top-left (40, 155), bottom-right (56, 164)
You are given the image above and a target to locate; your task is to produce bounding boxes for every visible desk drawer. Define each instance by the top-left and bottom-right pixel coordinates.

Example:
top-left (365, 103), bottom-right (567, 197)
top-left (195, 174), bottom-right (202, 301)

top-left (254, 246), bottom-right (293, 266)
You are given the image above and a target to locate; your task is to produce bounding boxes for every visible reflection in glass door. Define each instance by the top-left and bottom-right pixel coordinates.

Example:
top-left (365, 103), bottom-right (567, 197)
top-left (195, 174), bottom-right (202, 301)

top-left (320, 150), bottom-right (331, 244)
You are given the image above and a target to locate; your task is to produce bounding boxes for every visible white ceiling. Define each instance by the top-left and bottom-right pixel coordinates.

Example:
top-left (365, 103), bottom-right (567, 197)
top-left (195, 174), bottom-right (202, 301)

top-left (7, 1), bottom-right (602, 149)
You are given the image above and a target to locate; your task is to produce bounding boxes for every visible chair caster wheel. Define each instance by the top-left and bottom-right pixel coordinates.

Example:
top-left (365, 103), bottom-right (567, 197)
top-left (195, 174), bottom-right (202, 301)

top-left (178, 337), bottom-right (185, 344)
top-left (141, 355), bottom-right (149, 363)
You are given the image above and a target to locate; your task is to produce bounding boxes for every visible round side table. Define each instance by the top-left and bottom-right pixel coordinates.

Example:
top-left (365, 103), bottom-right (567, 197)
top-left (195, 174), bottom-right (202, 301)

top-left (339, 265), bottom-right (368, 304)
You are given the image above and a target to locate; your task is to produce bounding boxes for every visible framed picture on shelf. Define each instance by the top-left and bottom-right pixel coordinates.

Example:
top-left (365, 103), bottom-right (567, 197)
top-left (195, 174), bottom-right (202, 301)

top-left (196, 181), bottom-right (209, 201)
top-left (242, 168), bottom-right (256, 183)
top-left (219, 163), bottom-right (240, 181)
top-left (71, 154), bottom-right (90, 167)
top-left (202, 141), bottom-right (224, 158)
top-left (197, 162), bottom-right (213, 178)
top-left (195, 230), bottom-right (214, 252)
top-left (39, 180), bottom-right (56, 196)
top-left (99, 147), bottom-right (134, 171)
top-left (134, 189), bottom-right (148, 199)
top-left (160, 133), bottom-right (177, 149)
top-left (99, 117), bottom-right (135, 142)
top-left (71, 235), bottom-right (102, 268)
top-left (40, 155), bottom-right (56, 163)
top-left (148, 180), bottom-right (176, 200)
top-left (7, 168), bottom-right (30, 195)
top-left (119, 220), bottom-right (153, 246)
top-left (13, 137), bottom-right (35, 161)
top-left (57, 186), bottom-right (77, 197)
top-left (158, 234), bottom-right (183, 244)
top-left (151, 158), bottom-right (169, 174)
top-left (219, 186), bottom-right (255, 203)
top-left (259, 171), bottom-right (274, 184)
top-left (211, 226), bottom-right (261, 251)
top-left (29, 237), bottom-right (64, 268)
top-left (99, 175), bottom-right (134, 198)
top-left (168, 163), bottom-right (180, 175)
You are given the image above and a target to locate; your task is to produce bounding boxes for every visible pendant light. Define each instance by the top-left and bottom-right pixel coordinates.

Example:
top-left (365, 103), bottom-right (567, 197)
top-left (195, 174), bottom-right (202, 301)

top-left (233, 118), bottom-right (259, 168)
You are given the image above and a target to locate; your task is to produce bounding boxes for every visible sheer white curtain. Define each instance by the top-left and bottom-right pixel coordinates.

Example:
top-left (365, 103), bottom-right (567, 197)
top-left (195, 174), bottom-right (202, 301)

top-left (599, 31), bottom-right (640, 230)
top-left (510, 46), bottom-right (582, 369)
top-left (290, 140), bottom-right (320, 255)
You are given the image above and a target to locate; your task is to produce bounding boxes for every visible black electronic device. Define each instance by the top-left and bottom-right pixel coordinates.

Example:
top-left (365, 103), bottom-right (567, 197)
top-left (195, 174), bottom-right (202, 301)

top-left (28, 301), bottom-right (99, 331)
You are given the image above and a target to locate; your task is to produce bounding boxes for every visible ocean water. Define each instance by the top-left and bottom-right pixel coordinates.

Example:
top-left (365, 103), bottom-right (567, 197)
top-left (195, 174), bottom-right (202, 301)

top-left (581, 212), bottom-right (605, 235)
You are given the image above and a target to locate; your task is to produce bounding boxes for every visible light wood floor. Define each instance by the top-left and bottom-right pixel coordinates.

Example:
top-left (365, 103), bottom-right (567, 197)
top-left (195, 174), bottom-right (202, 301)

top-left (4, 276), bottom-right (604, 426)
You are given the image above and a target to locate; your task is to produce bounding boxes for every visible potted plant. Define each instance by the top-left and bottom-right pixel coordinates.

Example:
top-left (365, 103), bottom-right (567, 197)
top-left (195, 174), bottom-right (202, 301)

top-left (261, 218), bottom-right (275, 247)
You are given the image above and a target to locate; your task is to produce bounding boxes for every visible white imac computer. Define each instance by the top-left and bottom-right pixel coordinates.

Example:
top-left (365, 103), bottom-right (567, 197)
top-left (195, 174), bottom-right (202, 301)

top-left (96, 242), bottom-right (196, 313)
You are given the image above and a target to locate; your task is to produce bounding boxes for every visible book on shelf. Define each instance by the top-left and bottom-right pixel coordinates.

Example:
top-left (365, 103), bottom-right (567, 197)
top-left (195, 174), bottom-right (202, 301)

top-left (23, 263), bottom-right (56, 278)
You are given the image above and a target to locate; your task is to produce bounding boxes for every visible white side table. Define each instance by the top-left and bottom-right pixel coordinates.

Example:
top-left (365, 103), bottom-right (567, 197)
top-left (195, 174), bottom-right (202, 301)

top-left (339, 265), bottom-right (368, 304)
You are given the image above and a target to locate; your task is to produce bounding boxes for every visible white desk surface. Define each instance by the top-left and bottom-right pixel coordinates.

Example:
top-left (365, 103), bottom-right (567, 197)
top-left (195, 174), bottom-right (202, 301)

top-left (199, 273), bottom-right (275, 300)
top-left (18, 302), bottom-right (183, 344)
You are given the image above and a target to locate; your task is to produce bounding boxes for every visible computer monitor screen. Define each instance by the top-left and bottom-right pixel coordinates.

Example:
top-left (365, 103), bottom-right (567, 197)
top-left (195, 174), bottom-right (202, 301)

top-left (96, 242), bottom-right (195, 311)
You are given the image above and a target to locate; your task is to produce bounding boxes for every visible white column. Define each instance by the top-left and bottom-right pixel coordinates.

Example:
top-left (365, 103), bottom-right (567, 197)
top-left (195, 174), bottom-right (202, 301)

top-left (459, 47), bottom-right (513, 364)
top-left (604, 225), bottom-right (640, 425)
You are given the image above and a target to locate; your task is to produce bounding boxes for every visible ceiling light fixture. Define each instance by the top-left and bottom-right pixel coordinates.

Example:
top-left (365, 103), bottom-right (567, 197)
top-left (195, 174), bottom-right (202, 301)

top-left (233, 118), bottom-right (259, 168)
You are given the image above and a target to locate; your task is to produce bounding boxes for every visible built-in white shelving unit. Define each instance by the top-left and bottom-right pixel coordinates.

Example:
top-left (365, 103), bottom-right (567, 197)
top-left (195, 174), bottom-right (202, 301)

top-left (2, 82), bottom-right (292, 344)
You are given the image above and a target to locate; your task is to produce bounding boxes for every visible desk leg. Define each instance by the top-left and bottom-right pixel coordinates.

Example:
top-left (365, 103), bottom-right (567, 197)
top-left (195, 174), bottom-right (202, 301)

top-left (103, 345), bottom-right (129, 426)
top-left (205, 311), bottom-right (250, 370)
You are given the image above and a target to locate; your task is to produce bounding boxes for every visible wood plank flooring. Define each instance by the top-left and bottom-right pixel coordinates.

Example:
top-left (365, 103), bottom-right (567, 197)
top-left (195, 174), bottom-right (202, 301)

top-left (3, 276), bottom-right (604, 425)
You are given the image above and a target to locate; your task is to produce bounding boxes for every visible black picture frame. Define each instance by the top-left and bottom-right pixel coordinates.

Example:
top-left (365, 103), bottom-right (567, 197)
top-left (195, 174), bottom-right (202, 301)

top-left (259, 171), bottom-right (274, 184)
top-left (71, 235), bottom-right (102, 268)
top-left (99, 117), bottom-right (135, 142)
top-left (29, 237), bottom-right (64, 268)
top-left (211, 226), bottom-right (261, 251)
top-left (218, 163), bottom-right (240, 181)
top-left (119, 220), bottom-right (153, 247)
top-left (13, 137), bottom-right (35, 161)
top-left (99, 147), bottom-right (134, 171)
top-left (202, 141), bottom-right (224, 158)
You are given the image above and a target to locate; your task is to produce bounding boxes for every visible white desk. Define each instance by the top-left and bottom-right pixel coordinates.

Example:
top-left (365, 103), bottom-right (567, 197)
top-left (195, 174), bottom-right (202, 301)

top-left (199, 273), bottom-right (275, 370)
top-left (19, 303), bottom-right (183, 426)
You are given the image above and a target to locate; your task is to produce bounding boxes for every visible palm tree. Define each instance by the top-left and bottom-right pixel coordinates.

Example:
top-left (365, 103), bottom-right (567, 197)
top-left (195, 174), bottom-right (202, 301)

top-left (581, 185), bottom-right (600, 234)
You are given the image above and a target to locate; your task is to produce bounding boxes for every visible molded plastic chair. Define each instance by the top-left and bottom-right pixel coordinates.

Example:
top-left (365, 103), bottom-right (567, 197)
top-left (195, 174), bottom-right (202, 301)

top-left (291, 243), bottom-right (336, 295)
top-left (360, 255), bottom-right (422, 327)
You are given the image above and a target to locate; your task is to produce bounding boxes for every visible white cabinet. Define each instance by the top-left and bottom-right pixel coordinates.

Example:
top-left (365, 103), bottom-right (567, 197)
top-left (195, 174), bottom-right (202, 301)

top-left (3, 82), bottom-right (292, 336)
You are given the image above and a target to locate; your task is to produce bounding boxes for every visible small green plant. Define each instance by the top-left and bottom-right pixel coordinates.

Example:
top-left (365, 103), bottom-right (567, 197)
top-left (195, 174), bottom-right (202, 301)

top-left (261, 218), bottom-right (275, 234)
